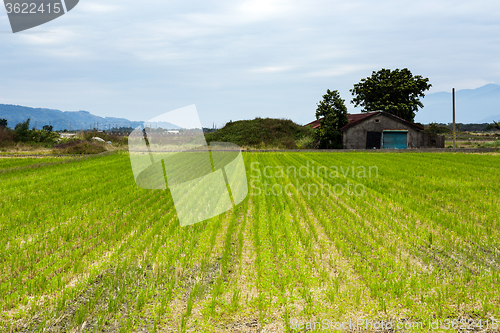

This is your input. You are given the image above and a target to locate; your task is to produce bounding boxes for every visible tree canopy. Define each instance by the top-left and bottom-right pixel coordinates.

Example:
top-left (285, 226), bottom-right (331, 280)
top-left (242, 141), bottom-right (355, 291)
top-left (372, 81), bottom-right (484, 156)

top-left (43, 125), bottom-right (53, 132)
top-left (350, 68), bottom-right (431, 123)
top-left (315, 89), bottom-right (348, 149)
top-left (14, 118), bottom-right (32, 142)
top-left (0, 119), bottom-right (7, 128)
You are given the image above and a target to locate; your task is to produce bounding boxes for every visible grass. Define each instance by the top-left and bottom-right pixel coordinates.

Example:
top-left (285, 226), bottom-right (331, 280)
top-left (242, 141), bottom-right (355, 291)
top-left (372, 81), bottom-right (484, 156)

top-left (444, 131), bottom-right (500, 149)
top-left (480, 140), bottom-right (500, 148)
top-left (0, 156), bottom-right (74, 173)
top-left (0, 151), bottom-right (499, 332)
top-left (53, 140), bottom-right (107, 154)
top-left (445, 139), bottom-right (500, 149)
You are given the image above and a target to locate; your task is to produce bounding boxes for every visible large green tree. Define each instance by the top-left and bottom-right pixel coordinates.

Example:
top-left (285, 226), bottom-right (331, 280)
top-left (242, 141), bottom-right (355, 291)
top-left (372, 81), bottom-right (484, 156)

top-left (315, 89), bottom-right (348, 149)
top-left (0, 119), bottom-right (7, 128)
top-left (350, 68), bottom-right (432, 123)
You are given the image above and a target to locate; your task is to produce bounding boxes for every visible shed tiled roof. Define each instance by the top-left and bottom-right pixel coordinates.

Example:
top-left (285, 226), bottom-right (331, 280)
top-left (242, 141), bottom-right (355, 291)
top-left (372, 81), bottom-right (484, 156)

top-left (304, 119), bottom-right (321, 129)
top-left (340, 111), bottom-right (424, 131)
top-left (305, 111), bottom-right (424, 132)
top-left (305, 113), bottom-right (374, 129)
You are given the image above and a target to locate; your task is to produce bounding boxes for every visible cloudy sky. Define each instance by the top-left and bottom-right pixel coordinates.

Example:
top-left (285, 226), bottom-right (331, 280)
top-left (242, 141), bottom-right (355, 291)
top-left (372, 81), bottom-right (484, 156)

top-left (1, 0), bottom-right (500, 127)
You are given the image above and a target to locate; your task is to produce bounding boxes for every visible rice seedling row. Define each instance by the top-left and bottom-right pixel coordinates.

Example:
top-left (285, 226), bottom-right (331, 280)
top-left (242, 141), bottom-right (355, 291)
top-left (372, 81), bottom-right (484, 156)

top-left (1, 151), bottom-right (499, 332)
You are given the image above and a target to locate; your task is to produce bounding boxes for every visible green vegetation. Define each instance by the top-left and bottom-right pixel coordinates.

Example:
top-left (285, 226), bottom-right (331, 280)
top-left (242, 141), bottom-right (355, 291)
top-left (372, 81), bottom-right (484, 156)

top-left (0, 156), bottom-right (73, 172)
top-left (53, 140), bottom-right (107, 154)
top-left (350, 68), bottom-right (432, 123)
top-left (0, 117), bottom-right (126, 154)
top-left (1, 152), bottom-right (499, 331)
top-left (419, 122), bottom-right (500, 132)
top-left (479, 140), bottom-right (500, 148)
top-left (314, 89), bottom-right (348, 149)
top-left (82, 131), bottom-right (128, 146)
top-left (445, 134), bottom-right (500, 148)
top-left (0, 118), bottom-right (59, 149)
top-left (12, 118), bottom-right (59, 144)
top-left (424, 122), bottom-right (452, 135)
top-left (0, 126), bottom-right (15, 148)
top-left (493, 121), bottom-right (500, 130)
top-left (205, 117), bottom-right (314, 149)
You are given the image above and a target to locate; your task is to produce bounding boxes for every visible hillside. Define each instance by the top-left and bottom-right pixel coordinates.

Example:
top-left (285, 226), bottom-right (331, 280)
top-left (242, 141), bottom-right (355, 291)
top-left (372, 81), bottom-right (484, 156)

top-left (205, 117), bottom-right (314, 149)
top-left (0, 104), bottom-right (147, 131)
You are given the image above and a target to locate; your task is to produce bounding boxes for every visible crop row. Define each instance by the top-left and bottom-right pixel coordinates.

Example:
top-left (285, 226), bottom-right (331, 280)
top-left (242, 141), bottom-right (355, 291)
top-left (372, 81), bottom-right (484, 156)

top-left (1, 151), bottom-right (499, 332)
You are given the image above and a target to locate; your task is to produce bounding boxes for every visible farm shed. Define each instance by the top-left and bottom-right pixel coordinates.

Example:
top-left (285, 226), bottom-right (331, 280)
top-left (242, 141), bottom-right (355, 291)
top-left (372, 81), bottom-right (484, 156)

top-left (306, 111), bottom-right (445, 149)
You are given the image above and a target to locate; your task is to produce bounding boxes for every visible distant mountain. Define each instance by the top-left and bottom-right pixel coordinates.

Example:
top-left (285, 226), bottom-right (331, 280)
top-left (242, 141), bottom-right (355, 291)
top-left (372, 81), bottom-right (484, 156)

top-left (416, 84), bottom-right (500, 124)
top-left (479, 114), bottom-right (500, 123)
top-left (0, 104), bottom-right (180, 131)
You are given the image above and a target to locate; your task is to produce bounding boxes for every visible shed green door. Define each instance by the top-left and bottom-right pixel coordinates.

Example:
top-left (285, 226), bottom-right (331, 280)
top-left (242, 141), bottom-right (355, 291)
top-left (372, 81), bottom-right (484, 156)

top-left (383, 131), bottom-right (408, 149)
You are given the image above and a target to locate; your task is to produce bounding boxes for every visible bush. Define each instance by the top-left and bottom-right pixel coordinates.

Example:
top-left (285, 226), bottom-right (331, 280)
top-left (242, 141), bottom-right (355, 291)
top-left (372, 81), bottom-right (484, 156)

top-left (481, 140), bottom-right (500, 148)
top-left (280, 137), bottom-right (298, 149)
top-left (205, 118), bottom-right (314, 149)
top-left (10, 118), bottom-right (60, 145)
top-left (31, 130), bottom-right (60, 145)
top-left (83, 131), bottom-right (127, 146)
top-left (56, 137), bottom-right (76, 146)
top-left (53, 140), bottom-right (107, 154)
top-left (296, 135), bottom-right (316, 149)
top-left (0, 127), bottom-right (15, 147)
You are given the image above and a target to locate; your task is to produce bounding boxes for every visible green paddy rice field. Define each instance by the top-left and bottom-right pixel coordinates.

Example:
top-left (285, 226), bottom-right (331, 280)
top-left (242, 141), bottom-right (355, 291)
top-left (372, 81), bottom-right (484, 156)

top-left (1, 151), bottom-right (499, 332)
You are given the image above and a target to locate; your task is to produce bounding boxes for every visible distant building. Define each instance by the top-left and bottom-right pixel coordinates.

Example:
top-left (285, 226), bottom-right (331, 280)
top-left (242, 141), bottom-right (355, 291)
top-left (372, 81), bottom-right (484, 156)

top-left (306, 111), bottom-right (445, 149)
top-left (59, 133), bottom-right (77, 138)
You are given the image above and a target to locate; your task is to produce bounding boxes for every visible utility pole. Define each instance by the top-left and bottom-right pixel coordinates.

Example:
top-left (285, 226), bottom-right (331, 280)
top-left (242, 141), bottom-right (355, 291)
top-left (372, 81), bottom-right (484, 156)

top-left (452, 88), bottom-right (456, 149)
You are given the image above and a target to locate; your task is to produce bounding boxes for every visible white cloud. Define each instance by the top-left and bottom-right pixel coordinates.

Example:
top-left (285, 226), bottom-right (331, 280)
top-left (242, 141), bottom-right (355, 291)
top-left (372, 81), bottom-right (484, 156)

top-left (307, 65), bottom-right (374, 78)
top-left (235, 0), bottom-right (297, 22)
top-left (1, 0), bottom-right (500, 124)
top-left (17, 30), bottom-right (75, 45)
top-left (77, 3), bottom-right (121, 14)
top-left (250, 66), bottom-right (293, 73)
